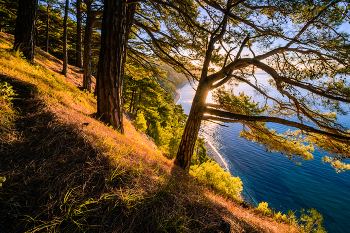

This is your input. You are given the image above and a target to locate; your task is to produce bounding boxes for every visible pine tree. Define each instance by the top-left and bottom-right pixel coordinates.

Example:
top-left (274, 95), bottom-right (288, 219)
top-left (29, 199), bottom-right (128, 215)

top-left (13, 0), bottom-right (38, 61)
top-left (62, 0), bottom-right (69, 76)
top-left (174, 0), bottom-right (350, 172)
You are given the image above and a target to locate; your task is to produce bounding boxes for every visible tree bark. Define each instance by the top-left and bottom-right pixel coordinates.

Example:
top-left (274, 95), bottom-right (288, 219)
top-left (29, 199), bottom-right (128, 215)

top-left (76, 0), bottom-right (82, 68)
top-left (174, 81), bottom-right (210, 172)
top-left (129, 90), bottom-right (135, 112)
top-left (83, 0), bottom-right (93, 92)
top-left (45, 1), bottom-right (50, 53)
top-left (14, 0), bottom-right (39, 62)
top-left (62, 0), bottom-right (69, 76)
top-left (97, 0), bottom-right (136, 133)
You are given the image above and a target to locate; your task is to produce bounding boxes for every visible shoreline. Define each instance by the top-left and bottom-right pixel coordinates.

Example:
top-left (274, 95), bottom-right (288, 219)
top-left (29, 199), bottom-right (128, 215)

top-left (174, 89), bottom-right (181, 104)
top-left (174, 80), bottom-right (188, 104)
top-left (204, 141), bottom-right (230, 172)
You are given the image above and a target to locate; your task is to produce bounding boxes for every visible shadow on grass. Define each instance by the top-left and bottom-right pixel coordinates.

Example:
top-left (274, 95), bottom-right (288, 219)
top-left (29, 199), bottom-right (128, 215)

top-left (0, 75), bottom-right (266, 233)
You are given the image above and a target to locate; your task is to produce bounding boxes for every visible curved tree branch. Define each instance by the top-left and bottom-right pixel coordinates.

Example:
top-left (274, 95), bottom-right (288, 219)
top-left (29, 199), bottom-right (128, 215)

top-left (204, 107), bottom-right (350, 141)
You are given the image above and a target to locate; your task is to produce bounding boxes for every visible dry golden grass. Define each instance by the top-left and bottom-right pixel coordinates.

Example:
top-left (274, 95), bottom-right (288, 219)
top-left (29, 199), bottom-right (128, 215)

top-left (0, 32), bottom-right (298, 233)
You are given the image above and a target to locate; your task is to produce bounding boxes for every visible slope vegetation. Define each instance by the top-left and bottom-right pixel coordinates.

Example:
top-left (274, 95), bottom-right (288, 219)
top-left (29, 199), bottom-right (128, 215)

top-left (0, 32), bottom-right (296, 232)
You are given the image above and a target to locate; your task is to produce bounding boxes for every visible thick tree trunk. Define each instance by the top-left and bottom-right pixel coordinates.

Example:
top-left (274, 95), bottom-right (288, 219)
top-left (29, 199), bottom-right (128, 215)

top-left (174, 81), bottom-right (211, 172)
top-left (83, 0), bottom-right (93, 92)
top-left (97, 0), bottom-right (136, 133)
top-left (14, 0), bottom-right (38, 62)
top-left (76, 0), bottom-right (82, 68)
top-left (62, 0), bottom-right (69, 76)
top-left (45, 2), bottom-right (50, 53)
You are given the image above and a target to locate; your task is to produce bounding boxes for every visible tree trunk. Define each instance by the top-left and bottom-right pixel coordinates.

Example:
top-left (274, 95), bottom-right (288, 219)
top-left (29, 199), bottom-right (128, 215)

top-left (14, 0), bottom-right (38, 62)
top-left (62, 0), bottom-right (69, 76)
top-left (76, 0), bottom-right (82, 68)
top-left (136, 88), bottom-right (142, 113)
top-left (174, 81), bottom-right (211, 172)
top-left (129, 90), bottom-right (135, 112)
top-left (45, 2), bottom-right (50, 53)
top-left (96, 0), bottom-right (136, 133)
top-left (83, 0), bottom-right (93, 92)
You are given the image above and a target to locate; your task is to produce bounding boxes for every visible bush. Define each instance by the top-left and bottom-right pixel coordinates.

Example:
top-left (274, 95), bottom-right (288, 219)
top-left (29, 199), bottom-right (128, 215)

top-left (257, 202), bottom-right (272, 216)
top-left (273, 211), bottom-right (288, 222)
top-left (297, 209), bottom-right (326, 233)
top-left (0, 81), bottom-right (17, 133)
top-left (190, 160), bottom-right (242, 197)
top-left (0, 81), bottom-right (16, 102)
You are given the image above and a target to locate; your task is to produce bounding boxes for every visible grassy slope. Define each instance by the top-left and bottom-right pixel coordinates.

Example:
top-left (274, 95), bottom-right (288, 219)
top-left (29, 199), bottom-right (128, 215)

top-left (0, 32), bottom-right (296, 233)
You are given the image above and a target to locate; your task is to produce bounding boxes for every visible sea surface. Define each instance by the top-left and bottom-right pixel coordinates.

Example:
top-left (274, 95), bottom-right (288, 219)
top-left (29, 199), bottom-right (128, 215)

top-left (177, 74), bottom-right (350, 233)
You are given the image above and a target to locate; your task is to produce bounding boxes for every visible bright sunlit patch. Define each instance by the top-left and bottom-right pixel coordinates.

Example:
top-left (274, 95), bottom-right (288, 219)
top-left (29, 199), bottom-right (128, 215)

top-left (206, 89), bottom-right (215, 104)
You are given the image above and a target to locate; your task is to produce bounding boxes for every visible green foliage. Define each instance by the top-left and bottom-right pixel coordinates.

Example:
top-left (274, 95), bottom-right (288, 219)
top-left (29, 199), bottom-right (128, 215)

top-left (190, 160), bottom-right (242, 197)
top-left (156, 63), bottom-right (188, 94)
top-left (0, 176), bottom-right (5, 187)
top-left (134, 111), bottom-right (147, 133)
top-left (213, 87), bottom-right (317, 163)
top-left (212, 87), bottom-right (267, 116)
top-left (0, 0), bottom-right (17, 33)
top-left (286, 209), bottom-right (326, 233)
top-left (256, 203), bottom-right (326, 232)
top-left (298, 209), bottom-right (326, 233)
top-left (191, 137), bottom-right (209, 165)
top-left (168, 124), bottom-right (183, 158)
top-left (240, 127), bottom-right (315, 162)
top-left (257, 202), bottom-right (272, 216)
top-left (0, 81), bottom-right (16, 101)
top-left (36, 3), bottom-right (80, 63)
top-left (124, 62), bottom-right (187, 155)
top-left (322, 156), bottom-right (350, 172)
top-left (0, 81), bottom-right (17, 133)
top-left (273, 211), bottom-right (288, 223)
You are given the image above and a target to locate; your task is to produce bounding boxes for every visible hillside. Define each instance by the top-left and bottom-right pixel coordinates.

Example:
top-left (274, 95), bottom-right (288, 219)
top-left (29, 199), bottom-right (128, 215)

top-left (0, 32), bottom-right (297, 232)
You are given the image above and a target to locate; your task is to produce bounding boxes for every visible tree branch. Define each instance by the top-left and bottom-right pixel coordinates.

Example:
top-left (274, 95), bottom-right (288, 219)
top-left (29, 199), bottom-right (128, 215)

top-left (134, 20), bottom-right (182, 43)
top-left (204, 107), bottom-right (350, 141)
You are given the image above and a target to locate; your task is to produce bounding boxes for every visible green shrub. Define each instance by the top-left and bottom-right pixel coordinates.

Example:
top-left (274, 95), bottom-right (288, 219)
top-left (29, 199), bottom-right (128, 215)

top-left (0, 81), bottom-right (16, 102)
top-left (190, 160), bottom-right (242, 197)
top-left (0, 81), bottom-right (17, 132)
top-left (0, 177), bottom-right (6, 187)
top-left (273, 211), bottom-right (288, 222)
top-left (191, 137), bottom-right (209, 165)
top-left (257, 202), bottom-right (272, 216)
top-left (272, 208), bottom-right (325, 232)
top-left (297, 209), bottom-right (326, 233)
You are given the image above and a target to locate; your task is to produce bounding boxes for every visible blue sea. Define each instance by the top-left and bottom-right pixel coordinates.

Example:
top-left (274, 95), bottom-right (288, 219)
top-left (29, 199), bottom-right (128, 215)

top-left (177, 74), bottom-right (350, 233)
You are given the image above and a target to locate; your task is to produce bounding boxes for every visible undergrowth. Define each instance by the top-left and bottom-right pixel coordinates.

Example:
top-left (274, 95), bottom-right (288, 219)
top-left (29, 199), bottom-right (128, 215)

top-left (190, 160), bottom-right (243, 198)
top-left (256, 202), bottom-right (326, 233)
top-left (0, 80), bottom-right (17, 139)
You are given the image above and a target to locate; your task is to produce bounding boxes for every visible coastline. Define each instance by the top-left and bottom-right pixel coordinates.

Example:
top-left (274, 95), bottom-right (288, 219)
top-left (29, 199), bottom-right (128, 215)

top-left (174, 89), bottom-right (181, 104)
top-left (174, 80), bottom-right (188, 104)
top-left (204, 141), bottom-right (230, 172)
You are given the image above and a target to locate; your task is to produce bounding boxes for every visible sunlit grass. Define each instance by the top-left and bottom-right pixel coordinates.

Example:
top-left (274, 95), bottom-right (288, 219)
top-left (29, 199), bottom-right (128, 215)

top-left (0, 46), bottom-right (96, 114)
